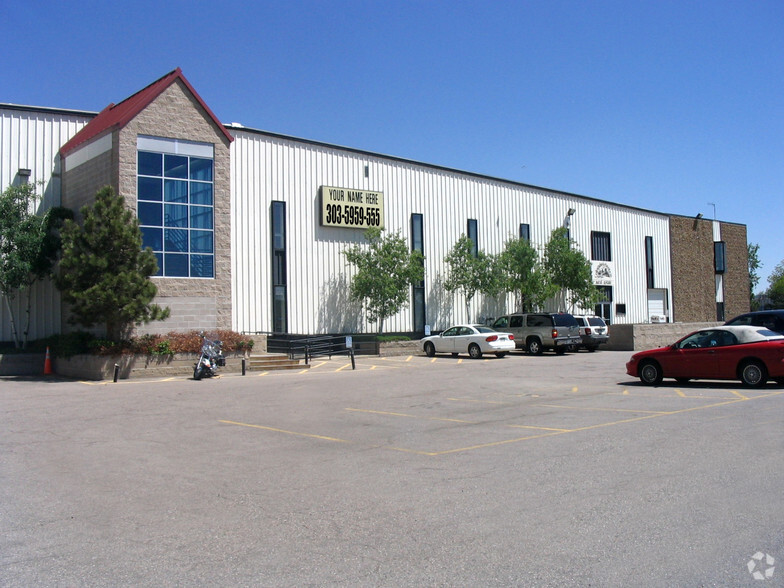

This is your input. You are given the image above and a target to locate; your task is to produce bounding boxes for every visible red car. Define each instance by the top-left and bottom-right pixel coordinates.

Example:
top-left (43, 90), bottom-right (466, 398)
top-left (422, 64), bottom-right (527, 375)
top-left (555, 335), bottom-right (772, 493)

top-left (626, 325), bottom-right (784, 388)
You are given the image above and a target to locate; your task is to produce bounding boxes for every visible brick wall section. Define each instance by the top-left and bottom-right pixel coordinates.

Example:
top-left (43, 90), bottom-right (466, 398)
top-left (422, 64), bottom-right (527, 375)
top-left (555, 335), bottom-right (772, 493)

top-left (720, 222), bottom-right (750, 319)
top-left (669, 216), bottom-right (750, 323)
top-left (117, 80), bottom-right (233, 334)
top-left (669, 216), bottom-right (717, 322)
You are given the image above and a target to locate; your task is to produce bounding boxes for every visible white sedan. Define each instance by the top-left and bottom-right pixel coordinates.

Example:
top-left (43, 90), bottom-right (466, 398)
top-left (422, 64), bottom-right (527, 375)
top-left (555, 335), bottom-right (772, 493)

top-left (421, 325), bottom-right (516, 359)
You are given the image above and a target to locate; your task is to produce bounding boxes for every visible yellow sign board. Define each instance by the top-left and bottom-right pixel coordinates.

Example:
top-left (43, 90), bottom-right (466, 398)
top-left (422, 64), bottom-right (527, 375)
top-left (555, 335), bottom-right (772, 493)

top-left (320, 186), bottom-right (384, 229)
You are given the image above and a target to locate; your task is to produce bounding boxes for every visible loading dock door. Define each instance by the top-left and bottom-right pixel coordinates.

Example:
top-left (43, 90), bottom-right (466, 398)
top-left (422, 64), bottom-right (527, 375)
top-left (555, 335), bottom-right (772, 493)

top-left (647, 289), bottom-right (668, 323)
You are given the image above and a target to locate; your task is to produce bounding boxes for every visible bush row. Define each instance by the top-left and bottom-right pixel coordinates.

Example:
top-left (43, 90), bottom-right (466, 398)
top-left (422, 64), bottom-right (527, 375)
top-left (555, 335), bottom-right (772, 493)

top-left (25, 330), bottom-right (255, 358)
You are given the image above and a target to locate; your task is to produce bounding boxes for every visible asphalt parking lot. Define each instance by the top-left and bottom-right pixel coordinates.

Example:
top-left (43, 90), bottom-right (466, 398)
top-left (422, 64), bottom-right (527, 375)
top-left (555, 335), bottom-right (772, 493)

top-left (2, 350), bottom-right (783, 586)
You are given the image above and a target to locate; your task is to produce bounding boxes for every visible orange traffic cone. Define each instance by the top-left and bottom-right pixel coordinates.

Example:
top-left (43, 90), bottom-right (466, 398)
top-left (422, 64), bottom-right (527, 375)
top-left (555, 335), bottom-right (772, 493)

top-left (43, 346), bottom-right (53, 375)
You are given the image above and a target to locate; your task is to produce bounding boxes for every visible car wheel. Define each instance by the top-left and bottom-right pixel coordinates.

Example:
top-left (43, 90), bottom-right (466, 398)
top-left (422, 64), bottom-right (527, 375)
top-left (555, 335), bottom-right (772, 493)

top-left (739, 360), bottom-right (767, 388)
top-left (424, 342), bottom-right (436, 357)
top-left (639, 360), bottom-right (663, 386)
top-left (527, 338), bottom-right (543, 356)
top-left (587, 345), bottom-right (597, 353)
top-left (555, 347), bottom-right (566, 355)
top-left (495, 352), bottom-right (508, 358)
top-left (775, 378), bottom-right (784, 387)
top-left (468, 343), bottom-right (483, 359)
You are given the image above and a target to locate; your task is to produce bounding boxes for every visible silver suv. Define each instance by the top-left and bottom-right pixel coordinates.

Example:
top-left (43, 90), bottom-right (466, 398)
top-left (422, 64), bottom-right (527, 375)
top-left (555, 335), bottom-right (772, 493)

top-left (573, 315), bottom-right (609, 351)
top-left (491, 313), bottom-right (582, 355)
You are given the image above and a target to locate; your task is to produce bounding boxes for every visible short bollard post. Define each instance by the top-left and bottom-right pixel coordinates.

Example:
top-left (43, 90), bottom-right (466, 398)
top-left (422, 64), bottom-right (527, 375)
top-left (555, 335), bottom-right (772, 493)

top-left (242, 358), bottom-right (246, 376)
top-left (350, 350), bottom-right (356, 370)
top-left (113, 363), bottom-right (120, 382)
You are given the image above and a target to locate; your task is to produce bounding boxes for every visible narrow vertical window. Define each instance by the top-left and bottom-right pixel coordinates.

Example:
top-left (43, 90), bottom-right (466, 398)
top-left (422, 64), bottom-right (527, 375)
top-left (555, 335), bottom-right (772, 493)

top-left (519, 223), bottom-right (530, 241)
top-left (645, 236), bottom-right (655, 289)
top-left (271, 201), bottom-right (287, 333)
top-left (714, 241), bottom-right (726, 274)
top-left (467, 219), bottom-right (478, 257)
top-left (411, 213), bottom-right (425, 333)
top-left (591, 231), bottom-right (611, 261)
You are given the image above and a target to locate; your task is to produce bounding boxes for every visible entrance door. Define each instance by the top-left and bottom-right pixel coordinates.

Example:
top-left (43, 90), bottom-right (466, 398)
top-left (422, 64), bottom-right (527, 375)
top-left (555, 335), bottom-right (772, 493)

top-left (594, 286), bottom-right (612, 324)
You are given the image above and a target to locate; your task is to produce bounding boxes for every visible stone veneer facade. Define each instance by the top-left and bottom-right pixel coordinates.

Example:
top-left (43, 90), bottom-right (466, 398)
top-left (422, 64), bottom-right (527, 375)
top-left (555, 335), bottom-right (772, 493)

top-left (669, 215), bottom-right (749, 322)
top-left (719, 221), bottom-right (750, 320)
top-left (62, 80), bottom-right (232, 335)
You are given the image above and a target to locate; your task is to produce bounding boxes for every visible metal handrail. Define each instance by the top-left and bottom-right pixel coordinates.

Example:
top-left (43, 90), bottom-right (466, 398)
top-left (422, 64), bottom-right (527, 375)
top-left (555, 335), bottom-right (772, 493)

top-left (287, 335), bottom-right (356, 369)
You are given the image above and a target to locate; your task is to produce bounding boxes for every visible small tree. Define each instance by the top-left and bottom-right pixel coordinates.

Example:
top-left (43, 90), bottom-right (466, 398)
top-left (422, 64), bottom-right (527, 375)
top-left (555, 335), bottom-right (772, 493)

top-left (0, 183), bottom-right (72, 348)
top-left (543, 227), bottom-right (600, 312)
top-left (444, 235), bottom-right (498, 322)
top-left (56, 186), bottom-right (169, 339)
top-left (768, 277), bottom-right (784, 309)
top-left (344, 227), bottom-right (424, 334)
top-left (748, 243), bottom-right (761, 310)
top-left (767, 259), bottom-right (784, 309)
top-left (499, 237), bottom-right (555, 312)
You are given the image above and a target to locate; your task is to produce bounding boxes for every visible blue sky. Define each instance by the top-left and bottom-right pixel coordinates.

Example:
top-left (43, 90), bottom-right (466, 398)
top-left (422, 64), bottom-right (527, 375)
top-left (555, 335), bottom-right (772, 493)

top-left (4, 0), bottom-right (782, 291)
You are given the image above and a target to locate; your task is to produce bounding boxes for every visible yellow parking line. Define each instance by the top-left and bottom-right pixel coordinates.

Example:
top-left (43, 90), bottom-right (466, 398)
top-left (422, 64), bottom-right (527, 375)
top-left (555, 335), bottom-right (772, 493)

top-left (219, 420), bottom-right (350, 443)
top-left (346, 407), bottom-right (473, 424)
top-left (675, 389), bottom-right (687, 397)
top-left (429, 431), bottom-right (566, 456)
top-left (730, 390), bottom-right (748, 400)
top-left (536, 403), bottom-right (670, 415)
top-left (507, 424), bottom-right (573, 432)
top-left (448, 397), bottom-right (508, 405)
top-left (223, 390), bottom-right (784, 457)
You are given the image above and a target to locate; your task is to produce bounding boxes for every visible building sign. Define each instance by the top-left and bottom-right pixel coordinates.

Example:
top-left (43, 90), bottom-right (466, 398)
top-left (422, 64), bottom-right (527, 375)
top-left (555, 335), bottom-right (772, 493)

top-left (320, 186), bottom-right (384, 229)
top-left (592, 261), bottom-right (614, 286)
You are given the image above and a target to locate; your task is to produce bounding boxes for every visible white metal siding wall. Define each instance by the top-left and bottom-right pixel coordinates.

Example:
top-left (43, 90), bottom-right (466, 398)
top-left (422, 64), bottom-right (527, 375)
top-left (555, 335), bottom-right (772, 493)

top-left (0, 107), bottom-right (92, 341)
top-left (231, 129), bottom-right (673, 334)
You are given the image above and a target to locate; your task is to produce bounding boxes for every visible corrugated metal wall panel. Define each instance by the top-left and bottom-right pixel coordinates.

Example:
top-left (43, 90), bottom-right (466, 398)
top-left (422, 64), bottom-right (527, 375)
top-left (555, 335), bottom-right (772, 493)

top-left (0, 107), bottom-right (91, 342)
top-left (231, 130), bottom-right (673, 335)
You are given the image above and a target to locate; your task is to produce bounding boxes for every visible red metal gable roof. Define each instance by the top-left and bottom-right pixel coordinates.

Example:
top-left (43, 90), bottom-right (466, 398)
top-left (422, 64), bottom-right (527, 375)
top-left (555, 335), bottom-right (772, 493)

top-left (59, 68), bottom-right (233, 156)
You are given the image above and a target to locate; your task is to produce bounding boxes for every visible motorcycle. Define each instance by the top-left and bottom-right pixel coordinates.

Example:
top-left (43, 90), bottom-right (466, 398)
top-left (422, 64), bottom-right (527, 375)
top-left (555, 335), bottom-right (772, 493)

top-left (193, 333), bottom-right (225, 380)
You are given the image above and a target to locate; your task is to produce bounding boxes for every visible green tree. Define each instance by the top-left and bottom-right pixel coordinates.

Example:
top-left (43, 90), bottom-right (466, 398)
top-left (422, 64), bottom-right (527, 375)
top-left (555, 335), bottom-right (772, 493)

top-left (767, 259), bottom-right (784, 309)
top-left (344, 227), bottom-right (424, 334)
top-left (499, 237), bottom-right (555, 312)
top-left (748, 243), bottom-right (761, 309)
top-left (55, 186), bottom-right (169, 339)
top-left (444, 235), bottom-right (499, 323)
top-left (543, 227), bottom-right (600, 312)
top-left (768, 277), bottom-right (784, 309)
top-left (0, 183), bottom-right (72, 348)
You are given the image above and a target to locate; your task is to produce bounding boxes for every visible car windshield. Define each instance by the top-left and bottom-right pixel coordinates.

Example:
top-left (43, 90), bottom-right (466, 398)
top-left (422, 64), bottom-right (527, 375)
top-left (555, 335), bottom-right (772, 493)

top-left (678, 329), bottom-right (738, 349)
top-left (552, 314), bottom-right (577, 327)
